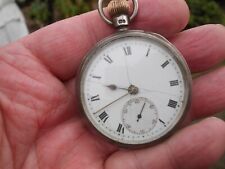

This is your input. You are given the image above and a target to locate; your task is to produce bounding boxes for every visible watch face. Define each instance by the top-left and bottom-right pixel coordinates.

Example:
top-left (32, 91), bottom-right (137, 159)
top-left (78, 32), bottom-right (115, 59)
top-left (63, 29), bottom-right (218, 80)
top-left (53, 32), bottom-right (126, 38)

top-left (78, 31), bottom-right (191, 146)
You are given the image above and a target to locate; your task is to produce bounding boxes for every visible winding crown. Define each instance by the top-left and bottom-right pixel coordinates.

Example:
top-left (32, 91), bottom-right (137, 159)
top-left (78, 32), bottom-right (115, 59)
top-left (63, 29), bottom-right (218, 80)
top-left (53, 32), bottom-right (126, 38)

top-left (107, 0), bottom-right (130, 17)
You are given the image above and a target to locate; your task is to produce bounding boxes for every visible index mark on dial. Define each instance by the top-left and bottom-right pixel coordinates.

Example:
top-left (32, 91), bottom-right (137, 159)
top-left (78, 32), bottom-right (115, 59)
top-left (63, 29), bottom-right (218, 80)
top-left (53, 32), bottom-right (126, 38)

top-left (123, 46), bottom-right (132, 56)
top-left (99, 111), bottom-right (109, 123)
top-left (159, 119), bottom-right (167, 127)
top-left (161, 60), bottom-right (170, 68)
top-left (104, 55), bottom-right (113, 64)
top-left (168, 99), bottom-right (178, 108)
top-left (92, 75), bottom-right (102, 79)
top-left (170, 80), bottom-right (179, 86)
top-left (117, 123), bottom-right (125, 134)
top-left (91, 95), bottom-right (100, 102)
top-left (146, 48), bottom-right (151, 57)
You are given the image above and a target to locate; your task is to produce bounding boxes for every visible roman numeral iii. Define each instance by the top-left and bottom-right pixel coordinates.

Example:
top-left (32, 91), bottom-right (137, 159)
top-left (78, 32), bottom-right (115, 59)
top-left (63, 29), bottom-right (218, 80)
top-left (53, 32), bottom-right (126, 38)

top-left (170, 80), bottom-right (179, 86)
top-left (168, 99), bottom-right (178, 108)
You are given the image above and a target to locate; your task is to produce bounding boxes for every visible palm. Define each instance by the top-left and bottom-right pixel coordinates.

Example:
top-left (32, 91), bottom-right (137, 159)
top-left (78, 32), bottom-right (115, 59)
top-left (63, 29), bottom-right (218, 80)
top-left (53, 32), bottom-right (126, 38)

top-left (1, 0), bottom-right (225, 169)
top-left (0, 48), bottom-right (115, 168)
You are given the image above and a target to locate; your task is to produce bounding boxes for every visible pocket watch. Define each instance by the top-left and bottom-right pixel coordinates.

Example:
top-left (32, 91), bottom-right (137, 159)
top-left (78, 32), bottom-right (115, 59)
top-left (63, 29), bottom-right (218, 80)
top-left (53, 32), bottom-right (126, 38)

top-left (77, 0), bottom-right (192, 148)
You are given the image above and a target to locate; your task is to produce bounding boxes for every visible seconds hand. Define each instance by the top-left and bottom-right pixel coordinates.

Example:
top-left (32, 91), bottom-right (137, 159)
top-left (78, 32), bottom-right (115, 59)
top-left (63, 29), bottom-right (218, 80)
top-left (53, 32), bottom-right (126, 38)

top-left (137, 102), bottom-right (146, 122)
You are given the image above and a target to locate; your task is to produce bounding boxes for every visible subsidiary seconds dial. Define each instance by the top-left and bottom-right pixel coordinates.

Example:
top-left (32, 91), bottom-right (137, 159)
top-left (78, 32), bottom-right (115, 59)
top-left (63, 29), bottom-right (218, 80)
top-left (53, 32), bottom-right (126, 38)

top-left (78, 31), bottom-right (191, 146)
top-left (122, 97), bottom-right (158, 135)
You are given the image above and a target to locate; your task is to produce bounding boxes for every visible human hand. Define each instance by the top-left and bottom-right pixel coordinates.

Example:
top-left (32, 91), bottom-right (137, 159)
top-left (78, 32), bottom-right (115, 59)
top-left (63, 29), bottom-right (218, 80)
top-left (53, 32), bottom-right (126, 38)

top-left (0, 0), bottom-right (225, 169)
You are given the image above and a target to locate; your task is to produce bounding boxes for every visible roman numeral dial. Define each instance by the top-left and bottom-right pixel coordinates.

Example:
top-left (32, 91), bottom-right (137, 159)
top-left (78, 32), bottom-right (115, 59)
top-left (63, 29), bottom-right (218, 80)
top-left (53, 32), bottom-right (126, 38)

top-left (81, 35), bottom-right (189, 146)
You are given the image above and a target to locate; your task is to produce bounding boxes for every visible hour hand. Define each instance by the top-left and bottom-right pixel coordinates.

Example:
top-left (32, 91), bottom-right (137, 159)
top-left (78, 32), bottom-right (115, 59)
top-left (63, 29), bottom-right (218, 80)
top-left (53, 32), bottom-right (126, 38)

top-left (106, 84), bottom-right (139, 95)
top-left (106, 84), bottom-right (128, 91)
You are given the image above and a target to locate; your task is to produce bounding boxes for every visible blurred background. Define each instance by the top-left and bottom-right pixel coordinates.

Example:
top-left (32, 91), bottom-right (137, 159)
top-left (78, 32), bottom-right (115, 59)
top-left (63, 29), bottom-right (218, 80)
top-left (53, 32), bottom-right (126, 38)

top-left (0, 0), bottom-right (224, 168)
top-left (17, 0), bottom-right (225, 31)
top-left (8, 0), bottom-right (225, 32)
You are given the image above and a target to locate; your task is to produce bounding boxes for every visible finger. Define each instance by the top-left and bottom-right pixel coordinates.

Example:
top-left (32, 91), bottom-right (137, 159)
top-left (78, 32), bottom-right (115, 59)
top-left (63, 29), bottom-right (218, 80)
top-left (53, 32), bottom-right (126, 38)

top-left (170, 24), bottom-right (225, 73)
top-left (21, 0), bottom-right (189, 81)
top-left (189, 67), bottom-right (225, 120)
top-left (105, 117), bottom-right (225, 169)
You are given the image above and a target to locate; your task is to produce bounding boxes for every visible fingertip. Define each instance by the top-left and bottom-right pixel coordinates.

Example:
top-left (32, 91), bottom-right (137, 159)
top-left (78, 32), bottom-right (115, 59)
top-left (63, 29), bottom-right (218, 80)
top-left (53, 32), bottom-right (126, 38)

top-left (133, 0), bottom-right (190, 36)
top-left (202, 117), bottom-right (225, 138)
top-left (170, 24), bottom-right (225, 73)
top-left (169, 0), bottom-right (190, 33)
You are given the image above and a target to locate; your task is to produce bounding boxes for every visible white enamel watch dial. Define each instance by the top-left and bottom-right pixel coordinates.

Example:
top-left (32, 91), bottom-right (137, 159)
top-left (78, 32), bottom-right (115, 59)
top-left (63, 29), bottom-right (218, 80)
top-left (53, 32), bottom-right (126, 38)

top-left (78, 31), bottom-right (191, 146)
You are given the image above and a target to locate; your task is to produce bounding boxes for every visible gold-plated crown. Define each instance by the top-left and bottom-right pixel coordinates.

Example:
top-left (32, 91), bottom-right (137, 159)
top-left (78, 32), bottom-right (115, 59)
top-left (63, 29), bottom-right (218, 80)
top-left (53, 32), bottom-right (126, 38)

top-left (107, 0), bottom-right (130, 17)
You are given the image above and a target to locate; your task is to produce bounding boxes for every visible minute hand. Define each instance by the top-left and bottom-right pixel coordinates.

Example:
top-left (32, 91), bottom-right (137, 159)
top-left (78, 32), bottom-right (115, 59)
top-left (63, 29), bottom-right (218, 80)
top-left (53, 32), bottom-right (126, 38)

top-left (94, 93), bottom-right (129, 114)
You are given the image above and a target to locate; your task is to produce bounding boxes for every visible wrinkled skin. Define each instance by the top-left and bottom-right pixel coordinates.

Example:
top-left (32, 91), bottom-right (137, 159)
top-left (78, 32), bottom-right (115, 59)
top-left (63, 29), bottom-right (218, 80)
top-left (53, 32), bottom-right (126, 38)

top-left (1, 0), bottom-right (225, 169)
